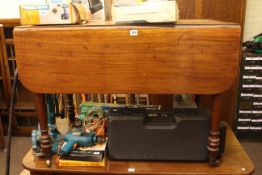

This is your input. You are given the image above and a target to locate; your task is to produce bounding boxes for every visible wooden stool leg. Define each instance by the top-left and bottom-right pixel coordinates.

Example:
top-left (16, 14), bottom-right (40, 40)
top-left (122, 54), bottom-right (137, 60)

top-left (34, 94), bottom-right (51, 163)
top-left (0, 116), bottom-right (5, 150)
top-left (208, 93), bottom-right (223, 167)
top-left (64, 94), bottom-right (75, 124)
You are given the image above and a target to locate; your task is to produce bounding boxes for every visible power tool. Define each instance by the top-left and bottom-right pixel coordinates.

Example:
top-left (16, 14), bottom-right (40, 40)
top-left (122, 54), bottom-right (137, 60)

top-left (32, 95), bottom-right (63, 157)
top-left (32, 125), bottom-right (62, 155)
top-left (243, 33), bottom-right (262, 54)
top-left (60, 131), bottom-right (105, 156)
top-left (61, 4), bottom-right (69, 20)
top-left (88, 0), bottom-right (103, 14)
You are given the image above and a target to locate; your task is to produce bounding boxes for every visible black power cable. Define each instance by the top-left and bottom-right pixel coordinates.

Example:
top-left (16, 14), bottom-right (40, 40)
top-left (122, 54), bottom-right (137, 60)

top-left (5, 69), bottom-right (18, 175)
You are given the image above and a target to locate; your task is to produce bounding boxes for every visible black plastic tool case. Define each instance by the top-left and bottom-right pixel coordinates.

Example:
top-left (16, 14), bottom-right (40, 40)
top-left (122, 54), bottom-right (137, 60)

top-left (108, 107), bottom-right (213, 161)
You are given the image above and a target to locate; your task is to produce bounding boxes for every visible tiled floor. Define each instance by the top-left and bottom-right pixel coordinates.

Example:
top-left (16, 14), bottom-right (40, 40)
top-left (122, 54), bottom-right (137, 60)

top-left (0, 137), bottom-right (31, 175)
top-left (241, 141), bottom-right (262, 175)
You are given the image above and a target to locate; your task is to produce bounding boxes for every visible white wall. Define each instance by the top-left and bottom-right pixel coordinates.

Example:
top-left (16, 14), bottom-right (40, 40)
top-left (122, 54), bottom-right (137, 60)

top-left (243, 0), bottom-right (262, 41)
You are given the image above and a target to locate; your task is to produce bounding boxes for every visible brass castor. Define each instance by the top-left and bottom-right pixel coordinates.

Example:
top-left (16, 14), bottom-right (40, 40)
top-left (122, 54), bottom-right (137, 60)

top-left (209, 158), bottom-right (221, 167)
top-left (46, 159), bottom-right (51, 167)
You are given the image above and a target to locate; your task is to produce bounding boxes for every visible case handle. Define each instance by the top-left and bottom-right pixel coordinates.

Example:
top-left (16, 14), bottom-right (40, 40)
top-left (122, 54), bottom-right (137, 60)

top-left (144, 111), bottom-right (176, 130)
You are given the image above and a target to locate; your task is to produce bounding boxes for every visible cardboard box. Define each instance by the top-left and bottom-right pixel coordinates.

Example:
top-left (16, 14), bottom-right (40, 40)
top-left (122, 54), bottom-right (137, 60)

top-left (20, 3), bottom-right (80, 25)
top-left (72, 0), bottom-right (107, 21)
top-left (112, 0), bottom-right (179, 23)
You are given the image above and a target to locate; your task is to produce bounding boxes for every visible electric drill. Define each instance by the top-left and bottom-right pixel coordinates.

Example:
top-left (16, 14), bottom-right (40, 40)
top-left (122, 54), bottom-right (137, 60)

top-left (60, 131), bottom-right (105, 156)
top-left (32, 95), bottom-right (63, 157)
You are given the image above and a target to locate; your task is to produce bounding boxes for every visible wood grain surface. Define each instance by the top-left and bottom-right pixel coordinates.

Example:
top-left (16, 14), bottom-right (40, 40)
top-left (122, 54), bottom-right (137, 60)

top-left (201, 0), bottom-right (246, 24)
top-left (0, 18), bottom-right (20, 27)
top-left (22, 124), bottom-right (255, 175)
top-left (14, 21), bottom-right (241, 94)
top-left (176, 0), bottom-right (197, 19)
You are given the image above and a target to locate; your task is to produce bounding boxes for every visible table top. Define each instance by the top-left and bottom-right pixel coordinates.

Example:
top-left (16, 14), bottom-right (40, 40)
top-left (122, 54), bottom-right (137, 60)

top-left (14, 20), bottom-right (241, 94)
top-left (23, 125), bottom-right (255, 175)
top-left (14, 19), bottom-right (238, 28)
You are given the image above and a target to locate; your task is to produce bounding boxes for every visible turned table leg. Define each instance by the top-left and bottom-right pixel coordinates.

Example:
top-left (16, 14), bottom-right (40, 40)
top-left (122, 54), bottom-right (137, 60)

top-left (208, 93), bottom-right (223, 167)
top-left (34, 94), bottom-right (52, 164)
top-left (64, 94), bottom-right (75, 124)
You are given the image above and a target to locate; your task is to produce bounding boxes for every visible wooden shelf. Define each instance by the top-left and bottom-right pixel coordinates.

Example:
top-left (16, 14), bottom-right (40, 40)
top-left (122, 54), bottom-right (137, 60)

top-left (5, 38), bottom-right (14, 45)
top-left (23, 125), bottom-right (254, 175)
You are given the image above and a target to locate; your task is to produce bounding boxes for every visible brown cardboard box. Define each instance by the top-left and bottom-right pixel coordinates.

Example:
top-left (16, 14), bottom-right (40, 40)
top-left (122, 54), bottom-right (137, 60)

top-left (20, 3), bottom-right (80, 25)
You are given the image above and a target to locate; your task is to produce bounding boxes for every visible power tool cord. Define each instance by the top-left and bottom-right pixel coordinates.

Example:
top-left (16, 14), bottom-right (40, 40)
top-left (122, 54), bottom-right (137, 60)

top-left (5, 69), bottom-right (18, 175)
top-left (83, 107), bottom-right (105, 132)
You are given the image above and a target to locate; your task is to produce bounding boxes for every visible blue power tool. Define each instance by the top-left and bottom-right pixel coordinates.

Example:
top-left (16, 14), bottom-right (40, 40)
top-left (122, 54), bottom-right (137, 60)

top-left (32, 124), bottom-right (62, 155)
top-left (60, 131), bottom-right (105, 156)
top-left (32, 94), bottom-right (63, 157)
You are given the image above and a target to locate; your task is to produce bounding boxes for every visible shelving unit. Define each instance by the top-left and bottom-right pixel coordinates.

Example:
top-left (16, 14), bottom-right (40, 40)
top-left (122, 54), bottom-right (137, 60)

top-left (0, 21), bottom-right (37, 135)
top-left (236, 50), bottom-right (262, 138)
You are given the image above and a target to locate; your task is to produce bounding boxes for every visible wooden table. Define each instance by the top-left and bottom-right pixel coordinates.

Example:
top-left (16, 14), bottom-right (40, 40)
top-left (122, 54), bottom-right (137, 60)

top-left (22, 124), bottom-right (255, 175)
top-left (14, 19), bottom-right (247, 173)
